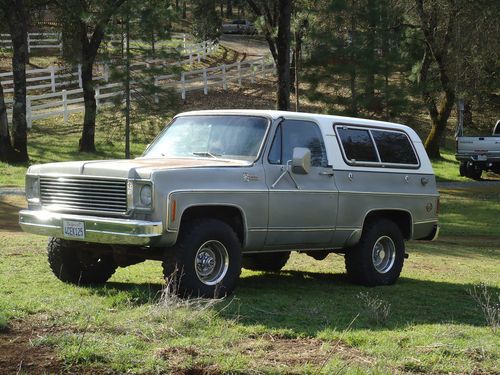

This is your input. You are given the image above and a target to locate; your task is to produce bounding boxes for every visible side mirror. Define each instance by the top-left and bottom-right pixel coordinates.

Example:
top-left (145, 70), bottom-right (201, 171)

top-left (291, 147), bottom-right (311, 174)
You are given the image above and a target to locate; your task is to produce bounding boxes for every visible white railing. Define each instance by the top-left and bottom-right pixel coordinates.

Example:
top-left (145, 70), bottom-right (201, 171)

top-left (5, 56), bottom-right (275, 128)
top-left (155, 56), bottom-right (275, 100)
top-left (0, 32), bottom-right (62, 53)
top-left (5, 83), bottom-right (124, 128)
top-left (0, 40), bottom-right (219, 95)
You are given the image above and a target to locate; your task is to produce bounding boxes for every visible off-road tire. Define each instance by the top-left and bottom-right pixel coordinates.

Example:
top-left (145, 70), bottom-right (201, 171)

top-left (47, 237), bottom-right (117, 285)
top-left (162, 218), bottom-right (242, 298)
top-left (459, 162), bottom-right (467, 177)
top-left (467, 168), bottom-right (482, 180)
top-left (345, 219), bottom-right (405, 286)
top-left (242, 252), bottom-right (290, 272)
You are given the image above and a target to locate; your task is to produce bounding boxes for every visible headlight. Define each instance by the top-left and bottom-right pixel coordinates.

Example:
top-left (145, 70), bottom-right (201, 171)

top-left (139, 184), bottom-right (152, 206)
top-left (25, 175), bottom-right (40, 203)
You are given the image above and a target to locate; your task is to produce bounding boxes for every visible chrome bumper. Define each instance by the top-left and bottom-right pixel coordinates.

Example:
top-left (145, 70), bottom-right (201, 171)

top-left (19, 209), bottom-right (163, 245)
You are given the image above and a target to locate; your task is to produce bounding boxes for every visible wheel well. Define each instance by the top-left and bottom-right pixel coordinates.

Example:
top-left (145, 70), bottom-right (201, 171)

top-left (180, 205), bottom-right (245, 244)
top-left (363, 210), bottom-right (412, 240)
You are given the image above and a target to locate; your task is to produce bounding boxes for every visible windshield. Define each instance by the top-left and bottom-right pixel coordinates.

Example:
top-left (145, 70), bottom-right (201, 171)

top-left (144, 115), bottom-right (269, 162)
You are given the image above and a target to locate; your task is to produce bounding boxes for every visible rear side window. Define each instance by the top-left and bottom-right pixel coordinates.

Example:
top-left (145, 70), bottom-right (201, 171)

top-left (335, 124), bottom-right (419, 168)
top-left (372, 130), bottom-right (418, 165)
top-left (269, 120), bottom-right (328, 167)
top-left (336, 128), bottom-right (378, 162)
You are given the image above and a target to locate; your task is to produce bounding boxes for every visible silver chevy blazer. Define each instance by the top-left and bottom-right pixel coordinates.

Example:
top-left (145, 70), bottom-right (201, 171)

top-left (19, 110), bottom-right (439, 297)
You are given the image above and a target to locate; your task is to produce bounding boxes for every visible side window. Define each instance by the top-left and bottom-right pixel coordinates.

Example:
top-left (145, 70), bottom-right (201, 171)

top-left (337, 127), bottom-right (378, 162)
top-left (371, 130), bottom-right (418, 165)
top-left (268, 120), bottom-right (328, 167)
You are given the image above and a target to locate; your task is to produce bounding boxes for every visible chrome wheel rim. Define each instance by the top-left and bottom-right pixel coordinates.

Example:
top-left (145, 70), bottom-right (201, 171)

top-left (194, 240), bottom-right (229, 285)
top-left (372, 236), bottom-right (396, 274)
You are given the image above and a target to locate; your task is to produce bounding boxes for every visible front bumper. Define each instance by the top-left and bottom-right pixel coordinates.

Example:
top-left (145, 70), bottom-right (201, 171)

top-left (19, 209), bottom-right (163, 245)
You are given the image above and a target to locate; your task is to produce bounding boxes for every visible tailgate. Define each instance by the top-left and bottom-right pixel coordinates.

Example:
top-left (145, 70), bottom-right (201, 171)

top-left (457, 137), bottom-right (500, 155)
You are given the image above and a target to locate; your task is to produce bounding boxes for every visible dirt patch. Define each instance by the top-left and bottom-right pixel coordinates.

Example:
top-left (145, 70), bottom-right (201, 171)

top-left (237, 335), bottom-right (373, 371)
top-left (155, 335), bottom-right (373, 373)
top-left (0, 195), bottom-right (26, 233)
top-left (0, 320), bottom-right (114, 375)
top-left (0, 321), bottom-right (63, 375)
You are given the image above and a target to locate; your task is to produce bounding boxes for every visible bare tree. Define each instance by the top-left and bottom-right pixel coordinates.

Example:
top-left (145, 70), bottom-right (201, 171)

top-left (54, 0), bottom-right (126, 153)
top-left (246, 0), bottom-right (292, 110)
top-left (0, 0), bottom-right (29, 162)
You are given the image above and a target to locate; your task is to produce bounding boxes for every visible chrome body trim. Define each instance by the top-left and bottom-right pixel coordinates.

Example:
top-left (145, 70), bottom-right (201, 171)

top-left (19, 209), bottom-right (163, 245)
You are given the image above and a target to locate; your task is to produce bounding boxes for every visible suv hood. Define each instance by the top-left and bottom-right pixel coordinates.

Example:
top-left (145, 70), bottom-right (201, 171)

top-left (28, 157), bottom-right (250, 179)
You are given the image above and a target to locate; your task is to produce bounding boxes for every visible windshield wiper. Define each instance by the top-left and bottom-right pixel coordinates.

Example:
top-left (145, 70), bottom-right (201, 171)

top-left (192, 151), bottom-right (221, 159)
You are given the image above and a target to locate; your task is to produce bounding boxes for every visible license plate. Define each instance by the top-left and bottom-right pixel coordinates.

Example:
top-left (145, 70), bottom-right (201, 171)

top-left (477, 154), bottom-right (487, 161)
top-left (63, 220), bottom-right (85, 239)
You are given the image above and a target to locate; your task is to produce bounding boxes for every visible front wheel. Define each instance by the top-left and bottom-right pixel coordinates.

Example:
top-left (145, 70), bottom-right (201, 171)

top-left (162, 219), bottom-right (242, 298)
top-left (345, 219), bottom-right (405, 286)
top-left (47, 237), bottom-right (117, 285)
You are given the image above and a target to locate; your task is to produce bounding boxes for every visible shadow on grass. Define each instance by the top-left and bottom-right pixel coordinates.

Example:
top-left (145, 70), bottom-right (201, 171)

top-left (89, 269), bottom-right (498, 335)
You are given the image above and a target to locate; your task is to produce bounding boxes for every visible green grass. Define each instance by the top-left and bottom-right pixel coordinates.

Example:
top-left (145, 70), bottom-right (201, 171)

top-left (0, 188), bottom-right (499, 374)
top-left (432, 147), bottom-right (469, 182)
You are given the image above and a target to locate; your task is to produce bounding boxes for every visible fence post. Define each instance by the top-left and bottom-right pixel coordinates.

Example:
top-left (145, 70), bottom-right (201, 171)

top-left (154, 77), bottom-right (159, 104)
top-left (26, 97), bottom-right (32, 128)
top-left (222, 64), bottom-right (227, 90)
top-left (77, 64), bottom-right (82, 88)
top-left (27, 33), bottom-right (31, 54)
top-left (181, 72), bottom-right (186, 100)
top-left (261, 57), bottom-right (265, 78)
top-left (50, 66), bottom-right (56, 92)
top-left (203, 69), bottom-right (208, 95)
top-left (250, 62), bottom-right (255, 83)
top-left (237, 61), bottom-right (242, 86)
top-left (183, 34), bottom-right (186, 49)
top-left (95, 86), bottom-right (100, 109)
top-left (62, 90), bottom-right (68, 124)
top-left (104, 63), bottom-right (109, 82)
top-left (189, 47), bottom-right (193, 64)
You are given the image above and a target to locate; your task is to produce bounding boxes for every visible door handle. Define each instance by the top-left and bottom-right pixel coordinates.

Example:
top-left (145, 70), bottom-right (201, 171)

top-left (319, 170), bottom-right (334, 176)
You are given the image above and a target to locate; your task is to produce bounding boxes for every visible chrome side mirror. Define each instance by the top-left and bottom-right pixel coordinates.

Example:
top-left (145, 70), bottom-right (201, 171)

top-left (292, 147), bottom-right (311, 174)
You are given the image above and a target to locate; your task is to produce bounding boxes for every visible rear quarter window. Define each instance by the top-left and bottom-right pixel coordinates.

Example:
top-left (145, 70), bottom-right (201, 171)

top-left (371, 130), bottom-right (418, 165)
top-left (335, 125), bottom-right (419, 168)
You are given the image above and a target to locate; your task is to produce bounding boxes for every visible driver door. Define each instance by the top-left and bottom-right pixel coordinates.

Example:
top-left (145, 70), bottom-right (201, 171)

top-left (264, 119), bottom-right (338, 249)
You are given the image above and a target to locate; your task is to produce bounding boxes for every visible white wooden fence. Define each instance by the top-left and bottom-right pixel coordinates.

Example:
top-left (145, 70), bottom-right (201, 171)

top-left (5, 57), bottom-right (275, 128)
top-left (155, 56), bottom-right (275, 100)
top-left (0, 32), bottom-right (62, 53)
top-left (0, 40), bottom-right (218, 95)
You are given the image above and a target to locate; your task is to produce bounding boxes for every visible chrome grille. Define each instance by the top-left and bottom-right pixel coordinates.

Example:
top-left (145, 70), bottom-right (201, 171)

top-left (40, 176), bottom-right (127, 214)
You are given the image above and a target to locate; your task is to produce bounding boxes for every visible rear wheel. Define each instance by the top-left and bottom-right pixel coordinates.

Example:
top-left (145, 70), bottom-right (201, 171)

top-left (242, 252), bottom-right (290, 272)
top-left (345, 219), bottom-right (405, 286)
top-left (47, 237), bottom-right (117, 285)
top-left (162, 218), bottom-right (242, 298)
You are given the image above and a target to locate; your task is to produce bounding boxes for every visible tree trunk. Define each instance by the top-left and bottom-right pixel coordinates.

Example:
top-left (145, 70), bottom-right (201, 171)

top-left (0, 82), bottom-right (14, 162)
top-left (7, 0), bottom-right (29, 162)
top-left (78, 24), bottom-right (107, 153)
top-left (424, 116), bottom-right (448, 158)
top-left (365, 0), bottom-right (376, 111)
top-left (220, 1), bottom-right (223, 17)
top-left (182, 1), bottom-right (186, 19)
top-left (79, 55), bottom-right (97, 153)
top-left (226, 0), bottom-right (232, 18)
top-left (276, 0), bottom-right (291, 110)
top-left (349, 8), bottom-right (357, 116)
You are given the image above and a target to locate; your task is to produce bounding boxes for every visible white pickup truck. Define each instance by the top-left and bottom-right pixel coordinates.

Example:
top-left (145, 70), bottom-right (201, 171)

top-left (456, 120), bottom-right (500, 179)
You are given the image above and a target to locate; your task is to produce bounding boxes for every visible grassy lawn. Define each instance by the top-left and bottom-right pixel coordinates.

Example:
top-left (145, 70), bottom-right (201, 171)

top-left (0, 187), bottom-right (499, 374)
